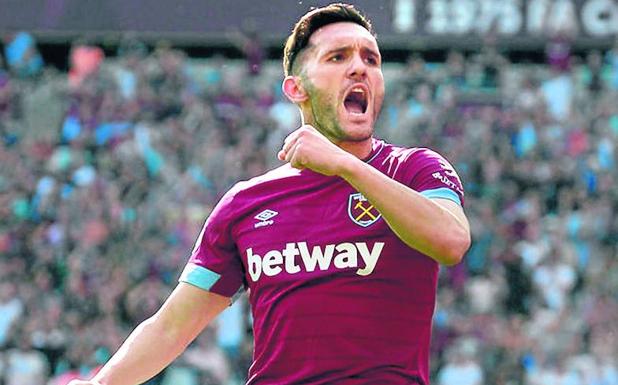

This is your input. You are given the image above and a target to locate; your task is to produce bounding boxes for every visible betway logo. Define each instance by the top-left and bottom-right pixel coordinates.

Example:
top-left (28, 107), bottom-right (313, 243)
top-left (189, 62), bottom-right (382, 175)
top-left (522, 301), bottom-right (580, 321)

top-left (247, 242), bottom-right (384, 282)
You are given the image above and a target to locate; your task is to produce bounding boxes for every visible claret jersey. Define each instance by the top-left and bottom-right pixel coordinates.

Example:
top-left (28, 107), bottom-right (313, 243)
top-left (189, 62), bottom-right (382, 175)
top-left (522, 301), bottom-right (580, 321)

top-left (180, 138), bottom-right (464, 385)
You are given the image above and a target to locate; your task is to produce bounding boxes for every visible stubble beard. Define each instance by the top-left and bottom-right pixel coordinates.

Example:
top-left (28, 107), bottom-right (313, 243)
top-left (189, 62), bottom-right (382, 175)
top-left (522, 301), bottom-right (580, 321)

top-left (306, 82), bottom-right (373, 143)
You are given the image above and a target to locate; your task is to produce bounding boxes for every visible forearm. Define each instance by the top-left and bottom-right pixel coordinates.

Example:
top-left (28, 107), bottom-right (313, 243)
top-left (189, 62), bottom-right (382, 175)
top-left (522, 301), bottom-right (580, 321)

top-left (90, 284), bottom-right (229, 385)
top-left (340, 157), bottom-right (470, 265)
top-left (92, 316), bottom-right (191, 385)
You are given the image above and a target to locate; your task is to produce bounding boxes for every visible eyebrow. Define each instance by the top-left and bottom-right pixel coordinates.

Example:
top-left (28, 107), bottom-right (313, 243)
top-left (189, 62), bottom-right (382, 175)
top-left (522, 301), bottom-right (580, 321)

top-left (321, 45), bottom-right (380, 59)
top-left (322, 46), bottom-right (348, 57)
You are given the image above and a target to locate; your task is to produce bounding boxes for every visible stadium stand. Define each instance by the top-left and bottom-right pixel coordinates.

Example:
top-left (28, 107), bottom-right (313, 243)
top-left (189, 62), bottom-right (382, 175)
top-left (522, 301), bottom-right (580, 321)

top-left (0, 32), bottom-right (617, 385)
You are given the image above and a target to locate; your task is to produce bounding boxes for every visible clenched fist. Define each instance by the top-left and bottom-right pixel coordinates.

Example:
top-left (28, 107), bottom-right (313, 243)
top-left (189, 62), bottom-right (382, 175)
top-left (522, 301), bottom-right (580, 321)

top-left (278, 125), bottom-right (356, 176)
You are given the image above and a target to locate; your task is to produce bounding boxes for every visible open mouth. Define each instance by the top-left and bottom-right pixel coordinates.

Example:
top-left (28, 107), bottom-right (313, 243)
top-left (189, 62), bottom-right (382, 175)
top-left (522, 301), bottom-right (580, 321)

top-left (343, 86), bottom-right (368, 114)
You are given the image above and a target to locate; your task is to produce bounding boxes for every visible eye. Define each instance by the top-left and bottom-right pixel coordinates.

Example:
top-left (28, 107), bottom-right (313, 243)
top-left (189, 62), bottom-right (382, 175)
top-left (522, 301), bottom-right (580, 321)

top-left (328, 54), bottom-right (344, 62)
top-left (365, 55), bottom-right (379, 66)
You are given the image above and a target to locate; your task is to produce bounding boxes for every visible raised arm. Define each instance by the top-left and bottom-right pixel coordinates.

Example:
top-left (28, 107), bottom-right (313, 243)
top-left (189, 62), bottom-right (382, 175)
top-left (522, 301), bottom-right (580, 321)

top-left (339, 164), bottom-right (470, 265)
top-left (69, 283), bottom-right (230, 385)
top-left (279, 126), bottom-right (471, 265)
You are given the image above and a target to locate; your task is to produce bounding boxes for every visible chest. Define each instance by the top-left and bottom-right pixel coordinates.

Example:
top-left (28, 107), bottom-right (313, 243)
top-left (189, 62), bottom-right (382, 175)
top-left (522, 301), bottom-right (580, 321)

top-left (232, 182), bottom-right (395, 287)
top-left (234, 182), bottom-right (390, 251)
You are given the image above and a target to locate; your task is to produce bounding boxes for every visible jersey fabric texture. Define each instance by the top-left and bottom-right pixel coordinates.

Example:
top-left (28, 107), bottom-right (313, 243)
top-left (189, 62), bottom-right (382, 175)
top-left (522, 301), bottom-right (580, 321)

top-left (180, 138), bottom-right (465, 385)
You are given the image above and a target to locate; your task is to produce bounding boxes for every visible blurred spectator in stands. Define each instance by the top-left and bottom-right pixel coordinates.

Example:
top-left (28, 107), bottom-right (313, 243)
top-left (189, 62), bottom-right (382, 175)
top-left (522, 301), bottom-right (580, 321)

top-left (0, 55), bottom-right (17, 122)
top-left (444, 50), bottom-right (466, 89)
top-left (465, 269), bottom-right (503, 315)
top-left (608, 38), bottom-right (618, 91)
top-left (525, 355), bottom-right (581, 385)
top-left (229, 21), bottom-right (265, 76)
top-left (113, 36), bottom-right (147, 102)
top-left (176, 329), bottom-right (232, 385)
top-left (401, 54), bottom-right (427, 96)
top-left (532, 247), bottom-right (576, 311)
top-left (471, 32), bottom-right (507, 91)
top-left (437, 338), bottom-right (484, 385)
top-left (583, 50), bottom-right (604, 96)
top-left (541, 64), bottom-right (573, 122)
top-left (546, 32), bottom-right (572, 74)
top-left (2, 328), bottom-right (49, 385)
top-left (0, 282), bottom-right (24, 348)
top-left (0, 50), bottom-right (7, 83)
top-left (2, 32), bottom-right (44, 78)
top-left (491, 315), bottom-right (528, 384)
top-left (27, 295), bottom-right (67, 372)
top-left (515, 75), bottom-right (544, 113)
top-left (68, 42), bottom-right (104, 88)
top-left (501, 247), bottom-right (533, 316)
top-left (149, 43), bottom-right (189, 119)
top-left (22, 67), bottom-right (67, 145)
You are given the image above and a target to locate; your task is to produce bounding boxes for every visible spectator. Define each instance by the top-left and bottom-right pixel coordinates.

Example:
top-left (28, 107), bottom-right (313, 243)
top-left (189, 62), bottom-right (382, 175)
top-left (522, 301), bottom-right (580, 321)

top-left (3, 330), bottom-right (49, 385)
top-left (2, 32), bottom-right (44, 78)
top-left (437, 338), bottom-right (484, 385)
top-left (0, 282), bottom-right (23, 347)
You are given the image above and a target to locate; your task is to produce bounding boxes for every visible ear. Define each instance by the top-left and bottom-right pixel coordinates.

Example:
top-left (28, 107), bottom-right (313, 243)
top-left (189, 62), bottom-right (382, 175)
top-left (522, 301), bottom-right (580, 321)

top-left (282, 76), bottom-right (308, 104)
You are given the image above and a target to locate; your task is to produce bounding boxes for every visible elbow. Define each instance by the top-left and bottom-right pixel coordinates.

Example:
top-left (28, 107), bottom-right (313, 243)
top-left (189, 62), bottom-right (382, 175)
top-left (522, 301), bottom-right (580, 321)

top-left (439, 229), bottom-right (471, 266)
top-left (143, 313), bottom-right (191, 351)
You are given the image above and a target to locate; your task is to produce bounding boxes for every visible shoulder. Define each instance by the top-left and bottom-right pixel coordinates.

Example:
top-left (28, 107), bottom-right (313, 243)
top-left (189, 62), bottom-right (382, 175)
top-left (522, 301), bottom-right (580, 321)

top-left (407, 147), bottom-right (454, 168)
top-left (215, 163), bottom-right (303, 212)
top-left (391, 144), bottom-right (446, 161)
top-left (374, 140), bottom-right (449, 168)
top-left (230, 163), bottom-right (301, 197)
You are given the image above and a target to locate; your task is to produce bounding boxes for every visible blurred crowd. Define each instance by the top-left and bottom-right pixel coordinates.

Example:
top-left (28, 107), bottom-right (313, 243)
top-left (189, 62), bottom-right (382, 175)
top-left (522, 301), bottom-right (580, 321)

top-left (0, 32), bottom-right (617, 385)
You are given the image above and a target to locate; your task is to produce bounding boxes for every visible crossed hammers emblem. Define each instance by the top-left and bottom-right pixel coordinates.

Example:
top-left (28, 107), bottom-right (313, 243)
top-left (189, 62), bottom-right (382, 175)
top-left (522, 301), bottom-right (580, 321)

top-left (354, 201), bottom-right (378, 221)
top-left (348, 192), bottom-right (381, 227)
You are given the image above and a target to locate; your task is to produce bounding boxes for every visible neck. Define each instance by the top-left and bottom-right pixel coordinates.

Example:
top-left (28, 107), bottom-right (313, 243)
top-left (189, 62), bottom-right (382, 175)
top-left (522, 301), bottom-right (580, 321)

top-left (337, 139), bottom-right (373, 160)
top-left (300, 111), bottom-right (374, 160)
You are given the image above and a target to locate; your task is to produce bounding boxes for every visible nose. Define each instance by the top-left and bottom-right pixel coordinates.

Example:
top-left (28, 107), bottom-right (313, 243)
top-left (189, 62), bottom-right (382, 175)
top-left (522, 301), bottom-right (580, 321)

top-left (347, 53), bottom-right (367, 81)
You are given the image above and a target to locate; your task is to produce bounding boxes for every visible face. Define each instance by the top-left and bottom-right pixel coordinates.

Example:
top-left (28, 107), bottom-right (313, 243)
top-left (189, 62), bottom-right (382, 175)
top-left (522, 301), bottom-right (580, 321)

top-left (296, 22), bottom-right (385, 143)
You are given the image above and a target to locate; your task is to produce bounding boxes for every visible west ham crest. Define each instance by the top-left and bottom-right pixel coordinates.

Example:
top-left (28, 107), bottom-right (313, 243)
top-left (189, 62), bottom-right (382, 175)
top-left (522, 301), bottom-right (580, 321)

top-left (348, 193), bottom-right (381, 227)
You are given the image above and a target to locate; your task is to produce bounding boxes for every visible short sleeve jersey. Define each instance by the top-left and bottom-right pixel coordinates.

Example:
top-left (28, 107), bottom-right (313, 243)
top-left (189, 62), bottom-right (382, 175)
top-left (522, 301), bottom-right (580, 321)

top-left (180, 139), bottom-right (465, 385)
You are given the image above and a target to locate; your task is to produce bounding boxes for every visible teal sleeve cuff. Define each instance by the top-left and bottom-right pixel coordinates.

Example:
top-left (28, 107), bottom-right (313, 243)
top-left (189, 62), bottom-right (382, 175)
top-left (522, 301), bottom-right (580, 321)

top-left (420, 187), bottom-right (462, 206)
top-left (179, 263), bottom-right (221, 291)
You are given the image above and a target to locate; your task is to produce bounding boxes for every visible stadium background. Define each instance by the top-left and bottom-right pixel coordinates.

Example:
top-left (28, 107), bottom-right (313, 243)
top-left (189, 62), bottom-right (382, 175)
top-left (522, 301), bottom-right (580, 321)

top-left (1, 0), bottom-right (617, 384)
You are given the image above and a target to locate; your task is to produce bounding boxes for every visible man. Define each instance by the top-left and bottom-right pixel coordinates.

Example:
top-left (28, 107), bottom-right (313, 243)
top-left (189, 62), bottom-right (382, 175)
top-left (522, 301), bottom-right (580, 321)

top-left (69, 3), bottom-right (470, 385)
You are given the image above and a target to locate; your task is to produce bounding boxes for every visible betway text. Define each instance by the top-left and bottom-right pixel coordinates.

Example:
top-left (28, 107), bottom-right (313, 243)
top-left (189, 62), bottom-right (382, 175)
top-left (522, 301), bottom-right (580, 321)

top-left (246, 242), bottom-right (385, 282)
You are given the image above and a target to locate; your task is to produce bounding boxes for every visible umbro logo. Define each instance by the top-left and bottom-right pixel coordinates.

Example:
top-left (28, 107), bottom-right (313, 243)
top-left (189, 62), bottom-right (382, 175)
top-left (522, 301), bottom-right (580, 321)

top-left (254, 209), bottom-right (278, 228)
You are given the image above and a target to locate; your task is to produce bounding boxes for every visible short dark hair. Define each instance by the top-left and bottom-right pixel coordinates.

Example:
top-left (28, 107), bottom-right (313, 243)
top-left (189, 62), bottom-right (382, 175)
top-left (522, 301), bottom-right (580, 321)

top-left (283, 3), bottom-right (374, 76)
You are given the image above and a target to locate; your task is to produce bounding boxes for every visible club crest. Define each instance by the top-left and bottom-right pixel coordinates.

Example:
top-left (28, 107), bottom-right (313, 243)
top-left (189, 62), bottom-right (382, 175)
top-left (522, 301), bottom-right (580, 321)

top-left (348, 193), bottom-right (381, 227)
